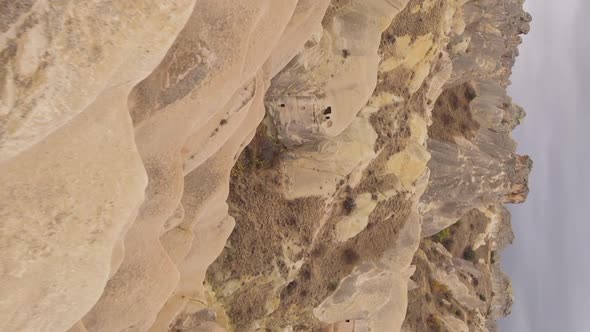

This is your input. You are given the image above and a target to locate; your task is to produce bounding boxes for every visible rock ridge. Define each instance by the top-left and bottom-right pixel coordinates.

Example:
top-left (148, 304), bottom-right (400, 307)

top-left (0, 0), bottom-right (531, 331)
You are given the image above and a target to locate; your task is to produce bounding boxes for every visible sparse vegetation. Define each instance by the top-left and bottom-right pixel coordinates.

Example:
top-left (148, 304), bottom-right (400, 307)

top-left (441, 237), bottom-right (454, 251)
top-left (254, 158), bottom-right (265, 168)
top-left (285, 281), bottom-right (297, 295)
top-left (342, 196), bottom-right (356, 215)
top-left (327, 280), bottom-right (339, 292)
top-left (311, 243), bottom-right (326, 258)
top-left (226, 281), bottom-right (272, 331)
top-left (463, 246), bottom-right (477, 262)
top-left (342, 248), bottom-right (360, 265)
top-left (430, 280), bottom-right (451, 297)
top-left (432, 227), bottom-right (455, 251)
top-left (434, 228), bottom-right (451, 243)
top-left (230, 160), bottom-right (245, 177)
top-left (429, 82), bottom-right (480, 143)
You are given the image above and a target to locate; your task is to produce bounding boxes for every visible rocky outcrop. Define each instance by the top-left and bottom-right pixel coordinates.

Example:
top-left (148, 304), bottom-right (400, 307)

top-left (2, 1), bottom-right (331, 330)
top-left (420, 135), bottom-right (532, 236)
top-left (419, 0), bottom-right (532, 236)
top-left (1, 2), bottom-right (196, 330)
top-left (402, 204), bottom-right (517, 332)
top-left (401, 1), bottom-right (531, 330)
top-left (0, 0), bottom-right (531, 331)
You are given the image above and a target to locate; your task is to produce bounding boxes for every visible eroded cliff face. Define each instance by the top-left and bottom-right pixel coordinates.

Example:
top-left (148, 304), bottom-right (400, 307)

top-left (0, 0), bottom-right (531, 331)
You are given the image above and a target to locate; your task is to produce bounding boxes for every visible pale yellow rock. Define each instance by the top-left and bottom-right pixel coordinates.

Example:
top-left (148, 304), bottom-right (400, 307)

top-left (148, 2), bottom-right (334, 329)
top-left (150, 73), bottom-right (267, 331)
top-left (268, 0), bottom-right (411, 145)
top-left (409, 113), bottom-right (429, 145)
top-left (0, 0), bottom-right (197, 162)
top-left (379, 34), bottom-right (434, 73)
top-left (385, 142), bottom-right (431, 191)
top-left (421, 0), bottom-right (439, 12)
top-left (262, 0), bottom-right (332, 79)
top-left (82, 1), bottom-right (302, 330)
top-left (315, 210), bottom-right (422, 331)
top-left (335, 193), bottom-right (378, 242)
top-left (453, 37), bottom-right (471, 55)
top-left (282, 114), bottom-right (377, 199)
top-left (423, 51), bottom-right (453, 116)
top-left (451, 7), bottom-right (467, 35)
top-left (368, 92), bottom-right (405, 108)
top-left (0, 3), bottom-right (197, 330)
top-left (0, 88), bottom-right (147, 332)
top-left (0, 1), bottom-right (530, 331)
top-left (162, 204), bottom-right (185, 234)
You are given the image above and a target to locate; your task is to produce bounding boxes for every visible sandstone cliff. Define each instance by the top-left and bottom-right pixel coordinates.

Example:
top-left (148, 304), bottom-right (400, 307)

top-left (0, 0), bottom-right (531, 331)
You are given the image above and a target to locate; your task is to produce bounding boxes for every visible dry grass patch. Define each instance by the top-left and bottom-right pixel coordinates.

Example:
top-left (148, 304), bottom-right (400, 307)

top-left (429, 82), bottom-right (480, 142)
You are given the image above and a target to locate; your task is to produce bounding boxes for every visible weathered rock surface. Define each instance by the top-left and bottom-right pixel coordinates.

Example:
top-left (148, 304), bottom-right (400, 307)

top-left (0, 0), bottom-right (531, 331)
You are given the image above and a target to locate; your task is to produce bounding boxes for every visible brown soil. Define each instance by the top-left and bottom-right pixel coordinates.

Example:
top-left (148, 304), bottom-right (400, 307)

top-left (434, 208), bottom-right (489, 259)
top-left (207, 1), bottom-right (456, 330)
top-left (208, 118), bottom-right (414, 331)
top-left (371, 0), bottom-right (449, 152)
top-left (370, 100), bottom-right (412, 152)
top-left (429, 82), bottom-right (480, 143)
top-left (226, 279), bottom-right (274, 330)
top-left (266, 192), bottom-right (412, 331)
top-left (206, 124), bottom-right (325, 330)
top-left (382, 0), bottom-right (447, 40)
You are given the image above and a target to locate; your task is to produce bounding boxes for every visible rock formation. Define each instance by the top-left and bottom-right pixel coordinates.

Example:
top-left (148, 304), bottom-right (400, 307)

top-left (0, 0), bottom-right (531, 331)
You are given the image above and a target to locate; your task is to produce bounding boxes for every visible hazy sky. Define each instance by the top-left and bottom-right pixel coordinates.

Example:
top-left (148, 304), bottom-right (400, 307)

top-left (500, 0), bottom-right (590, 331)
